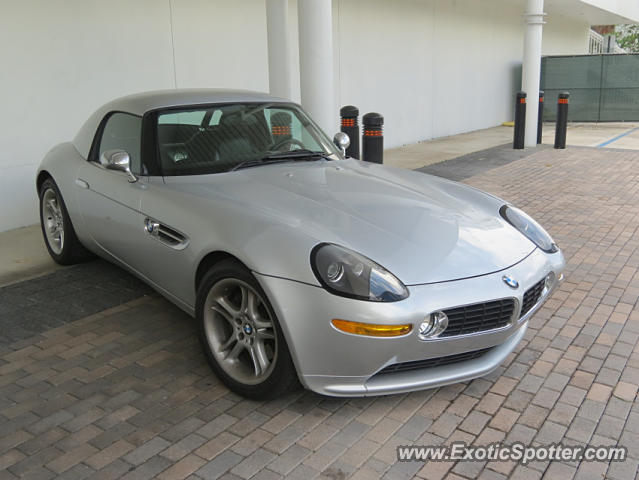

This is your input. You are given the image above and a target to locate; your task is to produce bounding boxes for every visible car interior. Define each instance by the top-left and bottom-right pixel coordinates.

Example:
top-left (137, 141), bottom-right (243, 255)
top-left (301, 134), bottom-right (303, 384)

top-left (157, 106), bottom-right (295, 175)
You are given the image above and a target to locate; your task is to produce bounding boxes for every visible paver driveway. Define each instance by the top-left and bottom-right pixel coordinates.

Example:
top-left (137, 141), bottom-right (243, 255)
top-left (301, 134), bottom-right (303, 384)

top-left (1, 146), bottom-right (638, 480)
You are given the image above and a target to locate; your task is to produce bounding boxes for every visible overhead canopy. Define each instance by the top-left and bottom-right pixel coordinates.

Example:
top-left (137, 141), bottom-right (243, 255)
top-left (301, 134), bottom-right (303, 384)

top-left (545, 0), bottom-right (639, 24)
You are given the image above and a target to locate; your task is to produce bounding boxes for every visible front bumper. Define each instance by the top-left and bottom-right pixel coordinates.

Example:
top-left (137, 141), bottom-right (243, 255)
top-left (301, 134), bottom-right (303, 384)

top-left (255, 248), bottom-right (565, 397)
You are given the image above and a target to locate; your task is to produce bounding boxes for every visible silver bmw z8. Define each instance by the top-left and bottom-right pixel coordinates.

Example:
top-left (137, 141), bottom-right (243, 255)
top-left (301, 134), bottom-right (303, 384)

top-left (37, 89), bottom-right (565, 399)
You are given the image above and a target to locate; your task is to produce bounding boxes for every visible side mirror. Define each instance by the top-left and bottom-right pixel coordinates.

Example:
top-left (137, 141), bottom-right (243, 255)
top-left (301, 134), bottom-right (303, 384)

top-left (333, 132), bottom-right (350, 157)
top-left (101, 149), bottom-right (138, 183)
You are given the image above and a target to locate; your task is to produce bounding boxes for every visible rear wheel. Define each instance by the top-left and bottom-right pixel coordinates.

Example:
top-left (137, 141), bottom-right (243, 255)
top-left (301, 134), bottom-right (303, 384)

top-left (196, 259), bottom-right (300, 399)
top-left (39, 177), bottom-right (92, 265)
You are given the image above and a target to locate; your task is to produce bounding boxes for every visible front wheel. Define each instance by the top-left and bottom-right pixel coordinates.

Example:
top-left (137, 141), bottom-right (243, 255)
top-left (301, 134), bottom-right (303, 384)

top-left (196, 259), bottom-right (300, 399)
top-left (39, 177), bottom-right (93, 265)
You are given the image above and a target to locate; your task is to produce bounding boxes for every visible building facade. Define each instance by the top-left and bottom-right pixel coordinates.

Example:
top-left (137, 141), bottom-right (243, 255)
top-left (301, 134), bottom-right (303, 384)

top-left (1, 0), bottom-right (638, 232)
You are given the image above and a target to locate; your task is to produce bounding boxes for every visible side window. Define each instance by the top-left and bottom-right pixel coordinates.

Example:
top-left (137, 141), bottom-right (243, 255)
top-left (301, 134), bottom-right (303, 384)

top-left (209, 110), bottom-right (222, 126)
top-left (98, 113), bottom-right (143, 174)
top-left (158, 111), bottom-right (205, 126)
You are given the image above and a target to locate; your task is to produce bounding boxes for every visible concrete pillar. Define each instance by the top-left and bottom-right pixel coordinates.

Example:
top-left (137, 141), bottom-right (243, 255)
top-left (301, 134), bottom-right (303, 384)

top-left (266, 0), bottom-right (291, 98)
top-left (522, 0), bottom-right (545, 147)
top-left (297, 0), bottom-right (335, 135)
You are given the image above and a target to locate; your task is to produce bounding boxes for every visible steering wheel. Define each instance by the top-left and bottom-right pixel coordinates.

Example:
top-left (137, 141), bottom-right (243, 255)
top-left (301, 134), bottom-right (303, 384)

top-left (272, 137), bottom-right (305, 151)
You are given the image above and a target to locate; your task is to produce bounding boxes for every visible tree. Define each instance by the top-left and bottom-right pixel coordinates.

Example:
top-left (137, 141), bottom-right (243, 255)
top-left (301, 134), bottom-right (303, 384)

top-left (615, 25), bottom-right (639, 52)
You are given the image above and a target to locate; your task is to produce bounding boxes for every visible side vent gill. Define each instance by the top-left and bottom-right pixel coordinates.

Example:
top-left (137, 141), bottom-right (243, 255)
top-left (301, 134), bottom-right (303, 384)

top-left (144, 218), bottom-right (189, 250)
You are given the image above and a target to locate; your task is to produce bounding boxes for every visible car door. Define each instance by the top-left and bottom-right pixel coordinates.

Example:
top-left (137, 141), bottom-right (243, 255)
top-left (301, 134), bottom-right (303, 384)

top-left (76, 112), bottom-right (148, 271)
top-left (136, 181), bottom-right (195, 309)
top-left (130, 109), bottom-right (207, 308)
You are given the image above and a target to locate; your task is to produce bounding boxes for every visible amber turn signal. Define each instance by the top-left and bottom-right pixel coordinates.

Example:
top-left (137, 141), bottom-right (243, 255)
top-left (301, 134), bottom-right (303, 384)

top-left (331, 319), bottom-right (412, 337)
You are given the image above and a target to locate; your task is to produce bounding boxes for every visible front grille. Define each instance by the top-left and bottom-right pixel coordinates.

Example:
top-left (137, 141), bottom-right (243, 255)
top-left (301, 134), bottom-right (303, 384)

top-left (439, 299), bottom-right (515, 337)
top-left (520, 278), bottom-right (545, 318)
top-left (376, 347), bottom-right (493, 375)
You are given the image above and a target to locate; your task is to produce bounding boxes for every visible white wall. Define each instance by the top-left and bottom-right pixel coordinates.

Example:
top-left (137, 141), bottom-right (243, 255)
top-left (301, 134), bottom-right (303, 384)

top-left (0, 0), bottom-right (268, 233)
top-left (170, 0), bottom-right (268, 89)
top-left (0, 0), bottom-right (588, 232)
top-left (543, 12), bottom-right (591, 55)
top-left (335, 0), bottom-right (589, 146)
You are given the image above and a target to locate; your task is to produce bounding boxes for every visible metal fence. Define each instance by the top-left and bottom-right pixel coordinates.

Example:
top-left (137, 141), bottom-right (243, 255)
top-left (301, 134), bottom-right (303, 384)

top-left (588, 30), bottom-right (605, 54)
top-left (541, 54), bottom-right (639, 122)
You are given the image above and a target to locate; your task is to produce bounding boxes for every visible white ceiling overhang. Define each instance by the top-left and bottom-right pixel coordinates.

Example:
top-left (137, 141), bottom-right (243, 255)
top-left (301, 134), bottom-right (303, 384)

top-left (544, 0), bottom-right (639, 25)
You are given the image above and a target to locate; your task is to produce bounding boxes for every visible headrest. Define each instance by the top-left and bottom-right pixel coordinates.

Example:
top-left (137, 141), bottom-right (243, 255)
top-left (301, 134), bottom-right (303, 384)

top-left (220, 113), bottom-right (259, 127)
top-left (271, 112), bottom-right (292, 127)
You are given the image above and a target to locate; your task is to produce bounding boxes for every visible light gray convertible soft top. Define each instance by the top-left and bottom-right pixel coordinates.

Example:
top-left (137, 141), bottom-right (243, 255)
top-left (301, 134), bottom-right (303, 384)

top-left (73, 88), bottom-right (289, 158)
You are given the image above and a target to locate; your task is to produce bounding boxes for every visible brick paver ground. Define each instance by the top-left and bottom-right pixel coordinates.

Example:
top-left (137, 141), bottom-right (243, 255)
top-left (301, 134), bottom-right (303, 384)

top-left (0, 260), bottom-right (150, 347)
top-left (1, 146), bottom-right (639, 479)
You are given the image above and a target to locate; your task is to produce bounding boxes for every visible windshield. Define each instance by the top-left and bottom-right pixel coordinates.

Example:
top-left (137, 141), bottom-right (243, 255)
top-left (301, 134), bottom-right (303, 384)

top-left (156, 103), bottom-right (340, 175)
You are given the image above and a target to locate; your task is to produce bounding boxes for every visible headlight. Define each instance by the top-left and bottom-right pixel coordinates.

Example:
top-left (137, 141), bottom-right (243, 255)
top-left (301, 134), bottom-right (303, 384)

top-left (500, 205), bottom-right (558, 253)
top-left (311, 243), bottom-right (409, 302)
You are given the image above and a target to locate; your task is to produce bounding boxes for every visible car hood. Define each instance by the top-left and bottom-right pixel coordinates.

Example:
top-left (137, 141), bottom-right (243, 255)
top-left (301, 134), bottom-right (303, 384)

top-left (164, 159), bottom-right (536, 285)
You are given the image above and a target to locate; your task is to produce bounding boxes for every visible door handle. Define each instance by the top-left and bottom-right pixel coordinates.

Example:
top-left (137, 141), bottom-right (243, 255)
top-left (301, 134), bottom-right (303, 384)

top-left (75, 178), bottom-right (89, 189)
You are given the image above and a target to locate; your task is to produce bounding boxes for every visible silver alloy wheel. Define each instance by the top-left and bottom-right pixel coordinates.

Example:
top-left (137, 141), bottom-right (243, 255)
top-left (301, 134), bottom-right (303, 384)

top-left (42, 188), bottom-right (64, 255)
top-left (203, 278), bottom-right (278, 385)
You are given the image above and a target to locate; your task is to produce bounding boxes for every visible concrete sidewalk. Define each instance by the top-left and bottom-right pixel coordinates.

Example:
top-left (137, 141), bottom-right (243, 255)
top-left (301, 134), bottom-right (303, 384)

top-left (385, 122), bottom-right (639, 170)
top-left (3, 121), bottom-right (639, 288)
top-left (0, 225), bottom-right (63, 288)
top-left (541, 122), bottom-right (639, 149)
top-left (384, 125), bottom-right (515, 170)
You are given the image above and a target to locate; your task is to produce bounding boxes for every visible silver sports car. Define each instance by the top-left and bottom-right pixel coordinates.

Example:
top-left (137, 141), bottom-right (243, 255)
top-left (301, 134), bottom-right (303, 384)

top-left (37, 89), bottom-right (565, 399)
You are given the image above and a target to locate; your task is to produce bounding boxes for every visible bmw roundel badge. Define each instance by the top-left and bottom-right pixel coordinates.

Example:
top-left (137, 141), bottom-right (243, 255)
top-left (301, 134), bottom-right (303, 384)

top-left (502, 275), bottom-right (519, 289)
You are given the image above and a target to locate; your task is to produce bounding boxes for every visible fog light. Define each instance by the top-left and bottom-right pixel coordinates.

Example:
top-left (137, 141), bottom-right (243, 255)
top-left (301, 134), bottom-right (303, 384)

top-left (419, 311), bottom-right (448, 339)
top-left (543, 272), bottom-right (556, 295)
top-left (331, 319), bottom-right (412, 337)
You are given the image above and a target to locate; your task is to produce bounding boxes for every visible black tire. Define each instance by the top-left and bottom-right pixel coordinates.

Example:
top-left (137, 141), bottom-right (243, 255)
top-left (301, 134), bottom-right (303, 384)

top-left (196, 259), bottom-right (300, 399)
top-left (38, 177), bottom-right (93, 265)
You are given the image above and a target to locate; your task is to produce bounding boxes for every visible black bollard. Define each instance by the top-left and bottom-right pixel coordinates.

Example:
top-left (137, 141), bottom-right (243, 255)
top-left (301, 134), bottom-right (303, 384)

top-left (340, 105), bottom-right (360, 159)
top-left (554, 92), bottom-right (569, 149)
top-left (362, 112), bottom-right (384, 164)
top-left (537, 90), bottom-right (544, 145)
top-left (513, 91), bottom-right (526, 150)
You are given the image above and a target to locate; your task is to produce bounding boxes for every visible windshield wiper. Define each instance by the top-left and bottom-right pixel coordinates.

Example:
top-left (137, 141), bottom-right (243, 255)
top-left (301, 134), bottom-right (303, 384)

top-left (262, 149), bottom-right (332, 160)
top-left (229, 150), bottom-right (332, 172)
